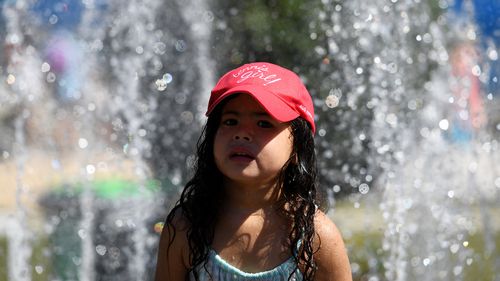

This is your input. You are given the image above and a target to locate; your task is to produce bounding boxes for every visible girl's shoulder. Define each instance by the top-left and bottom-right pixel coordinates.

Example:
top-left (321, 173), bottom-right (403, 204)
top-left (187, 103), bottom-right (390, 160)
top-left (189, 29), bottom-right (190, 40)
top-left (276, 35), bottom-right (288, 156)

top-left (313, 210), bottom-right (338, 237)
top-left (154, 208), bottom-right (191, 281)
top-left (164, 208), bottom-right (190, 254)
top-left (313, 210), bottom-right (353, 281)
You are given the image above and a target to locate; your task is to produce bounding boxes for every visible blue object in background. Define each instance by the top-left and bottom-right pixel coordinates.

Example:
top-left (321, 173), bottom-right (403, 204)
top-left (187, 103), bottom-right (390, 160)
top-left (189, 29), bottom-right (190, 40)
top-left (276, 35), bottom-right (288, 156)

top-left (452, 0), bottom-right (500, 44)
top-left (32, 0), bottom-right (84, 31)
top-left (451, 0), bottom-right (499, 97)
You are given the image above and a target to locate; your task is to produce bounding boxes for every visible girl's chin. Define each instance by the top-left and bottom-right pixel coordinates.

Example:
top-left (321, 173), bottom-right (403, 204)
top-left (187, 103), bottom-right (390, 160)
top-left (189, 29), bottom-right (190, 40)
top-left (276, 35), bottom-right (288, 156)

top-left (222, 172), bottom-right (263, 183)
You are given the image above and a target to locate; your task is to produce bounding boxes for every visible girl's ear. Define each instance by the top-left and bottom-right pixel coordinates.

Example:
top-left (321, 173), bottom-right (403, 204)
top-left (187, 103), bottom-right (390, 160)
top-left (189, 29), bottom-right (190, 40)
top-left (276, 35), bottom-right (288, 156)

top-left (291, 152), bottom-right (298, 164)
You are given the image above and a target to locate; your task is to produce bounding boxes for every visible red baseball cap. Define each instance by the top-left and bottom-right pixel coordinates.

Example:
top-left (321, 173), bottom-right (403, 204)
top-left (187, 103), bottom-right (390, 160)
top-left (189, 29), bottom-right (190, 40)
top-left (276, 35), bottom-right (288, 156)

top-left (206, 62), bottom-right (316, 133)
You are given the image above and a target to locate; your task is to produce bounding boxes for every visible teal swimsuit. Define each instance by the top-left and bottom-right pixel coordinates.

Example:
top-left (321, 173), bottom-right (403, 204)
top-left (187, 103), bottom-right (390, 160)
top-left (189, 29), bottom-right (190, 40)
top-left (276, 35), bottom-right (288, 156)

top-left (189, 249), bottom-right (303, 281)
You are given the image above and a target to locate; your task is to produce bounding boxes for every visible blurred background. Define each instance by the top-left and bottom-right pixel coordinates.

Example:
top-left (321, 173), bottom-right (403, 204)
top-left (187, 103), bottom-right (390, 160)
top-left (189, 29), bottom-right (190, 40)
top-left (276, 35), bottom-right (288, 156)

top-left (0, 0), bottom-right (499, 280)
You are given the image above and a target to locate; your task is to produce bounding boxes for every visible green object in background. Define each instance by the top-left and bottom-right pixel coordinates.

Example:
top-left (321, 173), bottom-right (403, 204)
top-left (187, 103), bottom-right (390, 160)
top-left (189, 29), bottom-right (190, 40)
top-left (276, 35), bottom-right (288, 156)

top-left (0, 237), bottom-right (6, 281)
top-left (38, 178), bottom-right (164, 281)
top-left (90, 178), bottom-right (161, 199)
top-left (49, 178), bottom-right (162, 200)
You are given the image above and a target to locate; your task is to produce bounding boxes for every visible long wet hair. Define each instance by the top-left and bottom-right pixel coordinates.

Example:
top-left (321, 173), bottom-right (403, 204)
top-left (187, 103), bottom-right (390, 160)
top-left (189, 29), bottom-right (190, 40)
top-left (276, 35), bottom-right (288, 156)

top-left (165, 97), bottom-right (318, 280)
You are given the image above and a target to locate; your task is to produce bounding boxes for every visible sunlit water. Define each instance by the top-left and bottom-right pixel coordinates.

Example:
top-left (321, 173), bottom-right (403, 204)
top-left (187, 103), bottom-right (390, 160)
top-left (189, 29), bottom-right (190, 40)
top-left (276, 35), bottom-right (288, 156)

top-left (1, 0), bottom-right (498, 280)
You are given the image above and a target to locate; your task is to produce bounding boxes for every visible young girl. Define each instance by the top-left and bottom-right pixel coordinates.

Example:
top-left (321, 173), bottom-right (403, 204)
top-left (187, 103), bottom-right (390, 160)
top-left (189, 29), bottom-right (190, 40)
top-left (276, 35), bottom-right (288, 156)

top-left (155, 62), bottom-right (352, 281)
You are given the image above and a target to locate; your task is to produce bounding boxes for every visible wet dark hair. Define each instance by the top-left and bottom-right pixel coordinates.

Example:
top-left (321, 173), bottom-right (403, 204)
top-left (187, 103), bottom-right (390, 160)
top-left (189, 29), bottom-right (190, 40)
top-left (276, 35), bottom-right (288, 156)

top-left (165, 97), bottom-right (318, 280)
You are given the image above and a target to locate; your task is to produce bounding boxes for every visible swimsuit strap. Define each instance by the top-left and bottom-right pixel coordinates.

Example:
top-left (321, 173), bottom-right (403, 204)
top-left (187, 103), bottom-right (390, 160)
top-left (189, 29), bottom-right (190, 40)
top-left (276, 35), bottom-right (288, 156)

top-left (190, 249), bottom-right (303, 280)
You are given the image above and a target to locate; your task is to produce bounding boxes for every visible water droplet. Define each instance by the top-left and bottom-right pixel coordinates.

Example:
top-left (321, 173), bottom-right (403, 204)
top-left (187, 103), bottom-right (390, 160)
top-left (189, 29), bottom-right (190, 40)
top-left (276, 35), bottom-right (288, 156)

top-left (359, 183), bottom-right (370, 194)
top-left (439, 119), bottom-right (449, 130)
top-left (494, 177), bottom-right (500, 188)
top-left (204, 11), bottom-right (214, 22)
top-left (463, 241), bottom-right (469, 247)
top-left (450, 243), bottom-right (459, 254)
top-left (35, 265), bottom-right (44, 274)
top-left (78, 229), bottom-right (86, 239)
top-left (385, 114), bottom-right (398, 127)
top-left (6, 74), bottom-right (15, 85)
top-left (47, 72), bottom-right (56, 83)
top-left (72, 256), bottom-right (82, 266)
top-left (175, 40), bottom-right (186, 52)
top-left (458, 110), bottom-right (469, 121)
top-left (49, 14), bottom-right (58, 25)
top-left (466, 29), bottom-right (476, 40)
top-left (41, 62), bottom-right (51, 73)
top-left (387, 63), bottom-right (398, 73)
top-left (447, 190), bottom-right (454, 198)
top-left (181, 111), bottom-right (194, 124)
top-left (135, 46), bottom-right (144, 54)
top-left (138, 129), bottom-right (147, 137)
top-left (88, 103), bottom-right (96, 111)
top-left (471, 65), bottom-right (481, 76)
top-left (78, 138), bottom-right (89, 149)
top-left (325, 95), bottom-right (339, 108)
top-left (2, 151), bottom-right (10, 159)
top-left (7, 33), bottom-right (20, 44)
top-left (115, 219), bottom-right (124, 227)
top-left (86, 164), bottom-right (96, 174)
top-left (488, 49), bottom-right (498, 60)
top-left (356, 67), bottom-right (363, 74)
top-left (95, 245), bottom-right (107, 256)
top-left (422, 258), bottom-right (431, 266)
top-left (314, 46), bottom-right (325, 56)
top-left (422, 33), bottom-right (432, 43)
top-left (153, 42), bottom-right (166, 55)
top-left (333, 185), bottom-right (341, 193)
top-left (466, 258), bottom-right (473, 265)
top-left (156, 73), bottom-right (173, 91)
top-left (407, 100), bottom-right (417, 110)
top-left (154, 222), bottom-right (164, 233)
top-left (318, 128), bottom-right (326, 137)
top-left (163, 73), bottom-right (173, 84)
top-left (155, 79), bottom-right (168, 91)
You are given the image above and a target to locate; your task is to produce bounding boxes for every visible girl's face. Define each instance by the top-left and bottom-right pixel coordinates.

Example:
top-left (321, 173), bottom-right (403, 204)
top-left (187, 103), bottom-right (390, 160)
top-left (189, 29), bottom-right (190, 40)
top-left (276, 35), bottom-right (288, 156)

top-left (213, 94), bottom-right (294, 187)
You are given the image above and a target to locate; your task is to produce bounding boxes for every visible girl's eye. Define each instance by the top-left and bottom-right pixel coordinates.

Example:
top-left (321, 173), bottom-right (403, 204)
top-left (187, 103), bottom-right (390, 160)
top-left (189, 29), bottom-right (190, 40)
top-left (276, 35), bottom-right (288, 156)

top-left (222, 119), bottom-right (237, 126)
top-left (257, 120), bottom-right (273, 128)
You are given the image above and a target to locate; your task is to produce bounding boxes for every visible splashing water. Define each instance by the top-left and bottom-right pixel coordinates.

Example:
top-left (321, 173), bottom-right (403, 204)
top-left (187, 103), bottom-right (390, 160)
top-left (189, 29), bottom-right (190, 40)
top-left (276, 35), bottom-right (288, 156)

top-left (1, 0), bottom-right (214, 279)
top-left (319, 0), bottom-right (499, 280)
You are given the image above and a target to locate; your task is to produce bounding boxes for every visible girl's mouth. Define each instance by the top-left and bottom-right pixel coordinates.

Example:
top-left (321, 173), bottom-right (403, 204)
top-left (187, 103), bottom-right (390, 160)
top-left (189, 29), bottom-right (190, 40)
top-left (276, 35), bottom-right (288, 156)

top-left (229, 152), bottom-right (255, 160)
top-left (228, 147), bottom-right (256, 162)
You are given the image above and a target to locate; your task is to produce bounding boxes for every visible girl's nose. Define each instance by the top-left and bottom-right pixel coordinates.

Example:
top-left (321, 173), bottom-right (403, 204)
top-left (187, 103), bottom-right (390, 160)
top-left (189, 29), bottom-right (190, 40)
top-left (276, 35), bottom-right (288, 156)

top-left (233, 129), bottom-right (252, 142)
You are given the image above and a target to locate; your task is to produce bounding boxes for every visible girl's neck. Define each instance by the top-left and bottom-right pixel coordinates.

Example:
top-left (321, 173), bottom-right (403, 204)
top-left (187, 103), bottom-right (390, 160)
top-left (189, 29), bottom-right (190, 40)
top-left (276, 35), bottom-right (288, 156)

top-left (222, 178), bottom-right (282, 212)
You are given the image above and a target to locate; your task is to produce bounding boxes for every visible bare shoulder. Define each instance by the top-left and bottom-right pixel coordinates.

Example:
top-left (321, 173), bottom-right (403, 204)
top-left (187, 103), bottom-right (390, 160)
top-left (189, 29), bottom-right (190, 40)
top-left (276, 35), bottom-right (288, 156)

top-left (313, 210), bottom-right (352, 281)
top-left (154, 207), bottom-right (190, 281)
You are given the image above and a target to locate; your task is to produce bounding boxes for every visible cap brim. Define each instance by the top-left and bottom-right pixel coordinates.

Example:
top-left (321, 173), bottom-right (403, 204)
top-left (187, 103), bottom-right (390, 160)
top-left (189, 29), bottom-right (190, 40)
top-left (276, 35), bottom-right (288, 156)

top-left (206, 84), bottom-right (299, 122)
